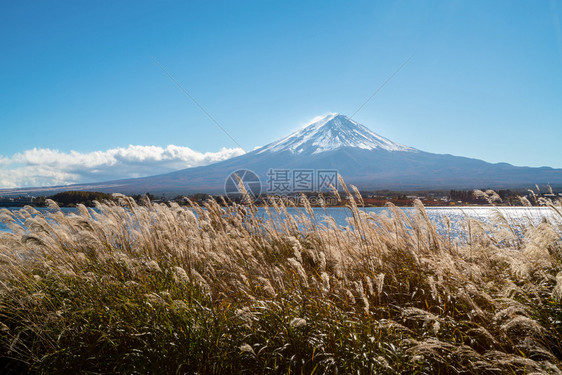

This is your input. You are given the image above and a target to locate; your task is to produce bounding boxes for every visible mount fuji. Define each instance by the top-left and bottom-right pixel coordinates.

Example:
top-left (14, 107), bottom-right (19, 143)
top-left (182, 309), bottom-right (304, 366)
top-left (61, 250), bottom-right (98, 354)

top-left (256, 113), bottom-right (414, 155)
top-left (3, 114), bottom-right (562, 195)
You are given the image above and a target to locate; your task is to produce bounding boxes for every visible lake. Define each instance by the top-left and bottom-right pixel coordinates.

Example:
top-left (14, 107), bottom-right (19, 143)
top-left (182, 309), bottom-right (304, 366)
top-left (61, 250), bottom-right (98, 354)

top-left (1, 205), bottom-right (559, 236)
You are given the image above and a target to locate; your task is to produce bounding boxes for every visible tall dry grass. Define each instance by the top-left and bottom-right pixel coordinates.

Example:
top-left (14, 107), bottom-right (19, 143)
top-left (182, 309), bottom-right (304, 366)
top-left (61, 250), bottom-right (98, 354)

top-left (0, 183), bottom-right (561, 374)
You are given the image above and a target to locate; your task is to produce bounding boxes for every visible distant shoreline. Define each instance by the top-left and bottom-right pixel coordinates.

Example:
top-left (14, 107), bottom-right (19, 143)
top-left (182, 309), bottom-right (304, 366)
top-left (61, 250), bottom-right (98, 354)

top-left (0, 202), bottom-right (538, 209)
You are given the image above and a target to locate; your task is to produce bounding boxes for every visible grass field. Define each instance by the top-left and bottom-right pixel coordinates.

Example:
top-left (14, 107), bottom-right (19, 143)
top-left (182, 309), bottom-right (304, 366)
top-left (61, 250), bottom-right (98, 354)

top-left (0, 182), bottom-right (561, 374)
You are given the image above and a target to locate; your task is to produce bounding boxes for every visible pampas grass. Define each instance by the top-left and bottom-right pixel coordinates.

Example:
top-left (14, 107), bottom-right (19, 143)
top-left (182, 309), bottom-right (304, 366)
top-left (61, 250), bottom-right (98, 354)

top-left (0, 183), bottom-right (561, 374)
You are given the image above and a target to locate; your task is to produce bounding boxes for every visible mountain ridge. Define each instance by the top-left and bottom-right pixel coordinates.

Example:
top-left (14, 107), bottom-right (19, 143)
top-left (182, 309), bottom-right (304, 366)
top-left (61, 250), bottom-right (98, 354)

top-left (1, 114), bottom-right (561, 195)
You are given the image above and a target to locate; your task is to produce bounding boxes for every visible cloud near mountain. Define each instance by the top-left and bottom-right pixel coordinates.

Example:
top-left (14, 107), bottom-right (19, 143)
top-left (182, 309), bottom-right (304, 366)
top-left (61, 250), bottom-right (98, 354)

top-left (0, 145), bottom-right (245, 188)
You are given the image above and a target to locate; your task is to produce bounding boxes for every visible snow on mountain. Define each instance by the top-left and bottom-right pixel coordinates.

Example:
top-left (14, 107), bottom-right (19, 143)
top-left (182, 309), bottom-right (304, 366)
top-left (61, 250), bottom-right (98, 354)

top-left (256, 113), bottom-right (415, 155)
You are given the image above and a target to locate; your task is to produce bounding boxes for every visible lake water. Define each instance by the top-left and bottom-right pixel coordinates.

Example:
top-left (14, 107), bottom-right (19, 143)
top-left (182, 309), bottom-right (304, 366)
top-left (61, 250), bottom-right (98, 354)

top-left (260, 206), bottom-right (560, 239)
top-left (0, 206), bottom-right (559, 236)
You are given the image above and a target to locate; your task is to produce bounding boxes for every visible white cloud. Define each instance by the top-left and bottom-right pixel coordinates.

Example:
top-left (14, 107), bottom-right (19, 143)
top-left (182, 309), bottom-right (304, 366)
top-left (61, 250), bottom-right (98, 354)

top-left (0, 145), bottom-right (245, 189)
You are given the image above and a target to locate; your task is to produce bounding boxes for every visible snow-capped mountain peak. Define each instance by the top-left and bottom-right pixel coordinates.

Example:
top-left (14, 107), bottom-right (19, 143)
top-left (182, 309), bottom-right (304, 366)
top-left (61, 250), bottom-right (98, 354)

top-left (256, 113), bottom-right (415, 155)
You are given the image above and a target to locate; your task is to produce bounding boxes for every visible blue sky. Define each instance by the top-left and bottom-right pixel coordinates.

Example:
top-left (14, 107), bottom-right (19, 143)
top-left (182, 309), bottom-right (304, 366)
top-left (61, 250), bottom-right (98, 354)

top-left (1, 1), bottom-right (561, 187)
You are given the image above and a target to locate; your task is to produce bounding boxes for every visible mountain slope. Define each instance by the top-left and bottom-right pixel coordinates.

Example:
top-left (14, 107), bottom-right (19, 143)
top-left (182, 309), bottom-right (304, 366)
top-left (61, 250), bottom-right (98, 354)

top-left (2, 114), bottom-right (562, 195)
